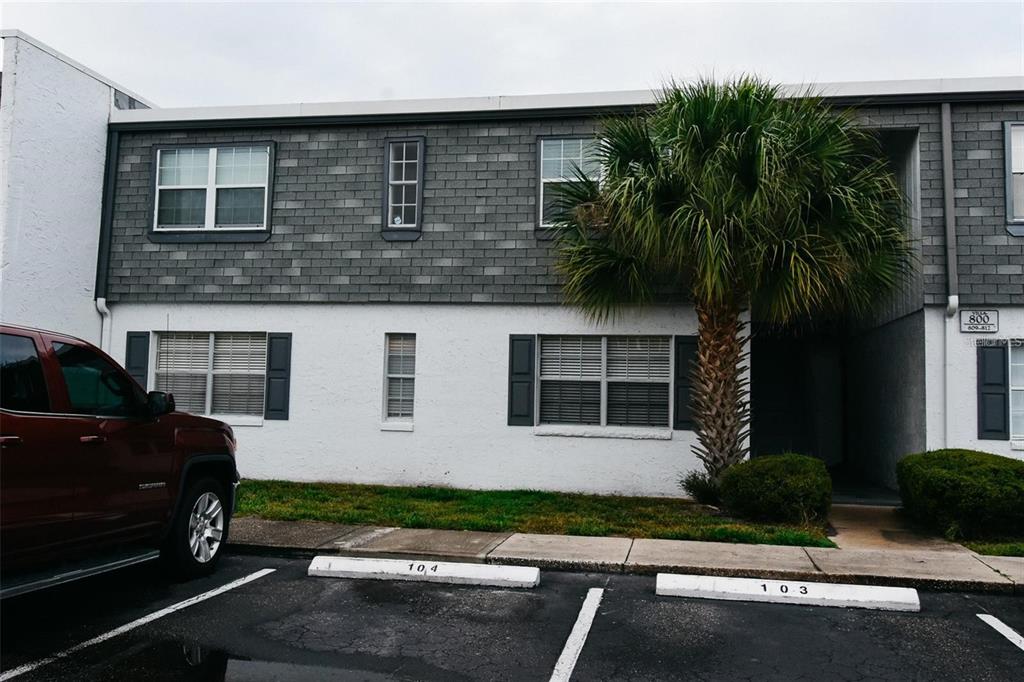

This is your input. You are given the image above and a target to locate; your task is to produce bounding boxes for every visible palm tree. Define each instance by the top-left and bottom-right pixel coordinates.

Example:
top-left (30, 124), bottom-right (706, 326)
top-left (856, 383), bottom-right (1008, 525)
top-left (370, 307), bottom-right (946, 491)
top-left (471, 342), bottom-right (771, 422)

top-left (551, 78), bottom-right (913, 486)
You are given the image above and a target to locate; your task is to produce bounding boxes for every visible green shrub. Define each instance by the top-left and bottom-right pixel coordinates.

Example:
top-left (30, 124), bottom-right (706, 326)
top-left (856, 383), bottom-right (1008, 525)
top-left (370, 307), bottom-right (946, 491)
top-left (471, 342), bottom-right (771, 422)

top-left (896, 449), bottom-right (1024, 540)
top-left (680, 470), bottom-right (721, 506)
top-left (719, 454), bottom-right (832, 524)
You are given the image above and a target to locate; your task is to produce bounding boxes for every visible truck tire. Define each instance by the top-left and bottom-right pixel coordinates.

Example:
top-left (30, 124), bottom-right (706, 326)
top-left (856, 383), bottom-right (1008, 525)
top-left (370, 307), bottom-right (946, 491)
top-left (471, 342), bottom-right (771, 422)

top-left (163, 477), bottom-right (230, 577)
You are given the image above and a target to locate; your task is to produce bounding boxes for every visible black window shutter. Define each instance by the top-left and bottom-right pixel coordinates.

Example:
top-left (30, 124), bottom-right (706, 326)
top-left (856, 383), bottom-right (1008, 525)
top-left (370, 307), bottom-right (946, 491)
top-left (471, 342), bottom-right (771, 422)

top-left (674, 336), bottom-right (697, 430)
top-left (508, 335), bottom-right (535, 426)
top-left (265, 333), bottom-right (292, 420)
top-left (124, 332), bottom-right (150, 389)
top-left (977, 342), bottom-right (1009, 440)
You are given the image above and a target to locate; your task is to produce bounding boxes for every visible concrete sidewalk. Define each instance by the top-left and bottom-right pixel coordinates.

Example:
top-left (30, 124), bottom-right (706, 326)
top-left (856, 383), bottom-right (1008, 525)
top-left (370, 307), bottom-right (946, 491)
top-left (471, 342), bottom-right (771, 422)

top-left (228, 517), bottom-right (1023, 594)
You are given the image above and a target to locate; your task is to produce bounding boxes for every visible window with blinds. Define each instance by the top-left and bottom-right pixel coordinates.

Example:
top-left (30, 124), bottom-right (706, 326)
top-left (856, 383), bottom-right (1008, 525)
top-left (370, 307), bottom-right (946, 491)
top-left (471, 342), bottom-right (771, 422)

top-left (385, 334), bottom-right (416, 420)
top-left (538, 335), bottom-right (670, 427)
top-left (539, 336), bottom-right (602, 424)
top-left (155, 332), bottom-right (267, 416)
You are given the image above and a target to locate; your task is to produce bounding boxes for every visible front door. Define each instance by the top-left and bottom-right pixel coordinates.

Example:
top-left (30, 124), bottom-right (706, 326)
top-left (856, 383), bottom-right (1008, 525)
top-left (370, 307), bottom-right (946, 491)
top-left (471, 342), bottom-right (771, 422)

top-left (0, 332), bottom-right (78, 568)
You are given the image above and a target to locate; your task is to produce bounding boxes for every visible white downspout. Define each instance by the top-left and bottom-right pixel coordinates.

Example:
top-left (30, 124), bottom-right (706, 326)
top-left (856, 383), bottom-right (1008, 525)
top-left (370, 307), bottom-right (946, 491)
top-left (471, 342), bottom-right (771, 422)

top-left (944, 295), bottom-right (958, 449)
top-left (940, 102), bottom-right (959, 450)
top-left (96, 297), bottom-right (111, 353)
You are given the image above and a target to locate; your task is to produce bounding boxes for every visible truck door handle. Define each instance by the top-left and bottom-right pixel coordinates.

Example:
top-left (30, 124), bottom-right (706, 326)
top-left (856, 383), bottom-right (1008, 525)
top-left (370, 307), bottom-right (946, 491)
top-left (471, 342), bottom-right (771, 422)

top-left (80, 435), bottom-right (107, 445)
top-left (0, 436), bottom-right (22, 447)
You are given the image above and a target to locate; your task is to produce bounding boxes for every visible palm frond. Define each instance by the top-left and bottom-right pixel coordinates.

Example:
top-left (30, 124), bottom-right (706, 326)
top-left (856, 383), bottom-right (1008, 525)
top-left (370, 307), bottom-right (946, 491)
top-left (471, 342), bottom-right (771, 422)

top-left (550, 76), bottom-right (913, 327)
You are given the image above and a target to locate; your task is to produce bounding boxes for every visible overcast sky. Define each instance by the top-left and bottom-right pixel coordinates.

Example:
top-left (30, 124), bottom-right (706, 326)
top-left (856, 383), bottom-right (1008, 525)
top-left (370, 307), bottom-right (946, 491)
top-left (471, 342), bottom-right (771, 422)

top-left (2, 1), bottom-right (1021, 108)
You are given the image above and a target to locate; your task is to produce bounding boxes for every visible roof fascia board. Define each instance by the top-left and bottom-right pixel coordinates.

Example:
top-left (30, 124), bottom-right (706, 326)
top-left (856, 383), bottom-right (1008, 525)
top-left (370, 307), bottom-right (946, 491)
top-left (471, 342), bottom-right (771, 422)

top-left (109, 75), bottom-right (1024, 130)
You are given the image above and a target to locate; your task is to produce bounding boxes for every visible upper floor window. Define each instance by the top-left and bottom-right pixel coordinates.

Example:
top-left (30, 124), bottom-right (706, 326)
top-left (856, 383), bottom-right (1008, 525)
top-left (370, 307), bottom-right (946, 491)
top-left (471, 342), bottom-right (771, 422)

top-left (1006, 123), bottom-right (1024, 233)
top-left (384, 139), bottom-right (424, 234)
top-left (155, 145), bottom-right (271, 231)
top-left (538, 138), bottom-right (600, 227)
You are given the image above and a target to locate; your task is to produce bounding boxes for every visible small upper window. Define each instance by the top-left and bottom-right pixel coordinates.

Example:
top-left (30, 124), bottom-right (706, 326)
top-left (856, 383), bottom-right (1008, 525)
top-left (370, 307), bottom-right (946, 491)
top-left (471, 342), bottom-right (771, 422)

top-left (539, 138), bottom-right (600, 227)
top-left (155, 145), bottom-right (271, 231)
top-left (385, 140), bottom-right (423, 230)
top-left (1007, 124), bottom-right (1024, 229)
top-left (0, 334), bottom-right (50, 413)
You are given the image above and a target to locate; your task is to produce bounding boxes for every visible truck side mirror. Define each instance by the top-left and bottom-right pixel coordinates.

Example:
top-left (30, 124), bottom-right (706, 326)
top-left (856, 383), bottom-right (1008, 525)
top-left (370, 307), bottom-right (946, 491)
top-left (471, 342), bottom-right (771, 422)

top-left (147, 391), bottom-right (176, 417)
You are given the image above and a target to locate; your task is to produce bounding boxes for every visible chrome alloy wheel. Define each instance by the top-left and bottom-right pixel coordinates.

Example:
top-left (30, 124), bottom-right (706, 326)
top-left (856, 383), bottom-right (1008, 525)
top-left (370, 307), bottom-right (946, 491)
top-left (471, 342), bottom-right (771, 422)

top-left (188, 492), bottom-right (224, 563)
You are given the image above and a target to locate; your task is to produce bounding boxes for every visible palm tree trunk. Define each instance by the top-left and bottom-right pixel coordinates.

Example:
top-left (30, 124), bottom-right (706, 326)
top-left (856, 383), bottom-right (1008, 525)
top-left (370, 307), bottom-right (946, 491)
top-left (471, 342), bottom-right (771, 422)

top-left (691, 302), bottom-right (751, 480)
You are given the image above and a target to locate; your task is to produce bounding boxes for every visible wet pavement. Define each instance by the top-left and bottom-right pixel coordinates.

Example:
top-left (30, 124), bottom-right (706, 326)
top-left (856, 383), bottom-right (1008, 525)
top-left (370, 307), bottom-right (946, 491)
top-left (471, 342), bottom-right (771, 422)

top-left (1, 554), bottom-right (1021, 681)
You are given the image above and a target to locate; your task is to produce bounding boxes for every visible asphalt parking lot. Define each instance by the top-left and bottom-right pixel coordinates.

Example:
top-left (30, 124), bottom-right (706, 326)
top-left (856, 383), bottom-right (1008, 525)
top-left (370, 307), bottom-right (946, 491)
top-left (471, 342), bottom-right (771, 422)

top-left (1, 554), bottom-right (1021, 681)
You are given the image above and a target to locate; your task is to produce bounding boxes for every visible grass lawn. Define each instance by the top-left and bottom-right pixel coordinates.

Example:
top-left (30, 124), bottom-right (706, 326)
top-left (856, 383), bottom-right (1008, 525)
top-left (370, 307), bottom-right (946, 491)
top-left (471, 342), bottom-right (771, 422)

top-left (962, 540), bottom-right (1024, 557)
top-left (236, 480), bottom-right (835, 548)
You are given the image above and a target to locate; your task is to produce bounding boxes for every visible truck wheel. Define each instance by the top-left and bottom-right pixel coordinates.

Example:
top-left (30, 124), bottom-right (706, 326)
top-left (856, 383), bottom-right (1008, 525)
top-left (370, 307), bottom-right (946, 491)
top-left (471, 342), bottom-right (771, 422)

top-left (163, 477), bottom-right (230, 577)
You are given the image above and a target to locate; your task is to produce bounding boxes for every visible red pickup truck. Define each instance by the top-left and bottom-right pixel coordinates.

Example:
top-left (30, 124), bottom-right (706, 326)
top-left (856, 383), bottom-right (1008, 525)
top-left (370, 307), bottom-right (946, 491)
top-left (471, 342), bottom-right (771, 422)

top-left (0, 324), bottom-right (239, 598)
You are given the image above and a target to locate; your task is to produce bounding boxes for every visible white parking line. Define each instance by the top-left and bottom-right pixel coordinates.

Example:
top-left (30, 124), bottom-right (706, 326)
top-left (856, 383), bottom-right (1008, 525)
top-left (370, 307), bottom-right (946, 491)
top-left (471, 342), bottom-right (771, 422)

top-left (977, 614), bottom-right (1024, 652)
top-left (549, 587), bottom-right (604, 682)
top-left (0, 568), bottom-right (276, 681)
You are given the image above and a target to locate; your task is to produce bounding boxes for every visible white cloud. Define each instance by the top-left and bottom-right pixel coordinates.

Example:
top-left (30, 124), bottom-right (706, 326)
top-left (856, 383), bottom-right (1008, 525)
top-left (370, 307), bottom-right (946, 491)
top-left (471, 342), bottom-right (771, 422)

top-left (2, 1), bottom-right (1019, 107)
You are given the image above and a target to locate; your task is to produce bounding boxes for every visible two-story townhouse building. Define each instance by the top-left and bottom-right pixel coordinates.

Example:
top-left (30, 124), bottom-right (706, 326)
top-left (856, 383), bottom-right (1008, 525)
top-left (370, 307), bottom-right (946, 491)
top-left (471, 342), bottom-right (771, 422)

top-left (83, 77), bottom-right (1022, 496)
top-left (1, 33), bottom-right (1019, 496)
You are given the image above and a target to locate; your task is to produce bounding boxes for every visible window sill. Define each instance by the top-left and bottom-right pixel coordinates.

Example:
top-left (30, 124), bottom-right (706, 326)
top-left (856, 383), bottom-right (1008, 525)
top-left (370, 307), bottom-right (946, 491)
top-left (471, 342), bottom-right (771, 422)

top-left (381, 228), bottom-right (421, 242)
top-left (214, 414), bottom-right (264, 427)
top-left (1011, 440), bottom-right (1024, 451)
top-left (533, 425), bottom-right (672, 440)
top-left (381, 421), bottom-right (414, 432)
top-left (148, 229), bottom-right (271, 243)
top-left (1007, 224), bottom-right (1024, 237)
top-left (535, 226), bottom-right (557, 241)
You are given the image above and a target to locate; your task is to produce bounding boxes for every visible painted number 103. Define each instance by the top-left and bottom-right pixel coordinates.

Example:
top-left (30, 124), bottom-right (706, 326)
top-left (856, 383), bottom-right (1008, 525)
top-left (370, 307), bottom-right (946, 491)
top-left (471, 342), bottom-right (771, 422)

top-left (762, 583), bottom-right (808, 595)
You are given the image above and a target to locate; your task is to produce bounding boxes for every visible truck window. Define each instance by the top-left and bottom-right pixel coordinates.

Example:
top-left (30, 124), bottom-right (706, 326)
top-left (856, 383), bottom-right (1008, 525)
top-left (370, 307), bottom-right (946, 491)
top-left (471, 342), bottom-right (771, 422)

top-left (52, 342), bottom-right (146, 417)
top-left (0, 333), bottom-right (50, 413)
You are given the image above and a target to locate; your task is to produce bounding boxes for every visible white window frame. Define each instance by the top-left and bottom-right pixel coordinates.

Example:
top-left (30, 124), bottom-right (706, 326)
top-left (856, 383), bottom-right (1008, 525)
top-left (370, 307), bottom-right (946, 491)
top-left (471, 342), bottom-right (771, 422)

top-left (538, 136), bottom-right (601, 228)
top-left (150, 331), bottom-right (268, 425)
top-left (384, 138), bottom-right (424, 231)
top-left (536, 335), bottom-right (673, 428)
top-left (154, 145), bottom-right (271, 232)
top-left (382, 333), bottom-right (416, 428)
top-left (1010, 340), bottom-right (1024, 440)
top-left (1005, 123), bottom-right (1024, 235)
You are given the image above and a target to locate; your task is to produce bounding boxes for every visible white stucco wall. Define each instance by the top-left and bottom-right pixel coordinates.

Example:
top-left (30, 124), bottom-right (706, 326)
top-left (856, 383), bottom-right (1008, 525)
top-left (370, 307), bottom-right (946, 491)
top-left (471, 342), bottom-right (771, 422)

top-left (0, 35), bottom-right (112, 342)
top-left (108, 303), bottom-right (704, 497)
top-left (924, 305), bottom-right (1024, 459)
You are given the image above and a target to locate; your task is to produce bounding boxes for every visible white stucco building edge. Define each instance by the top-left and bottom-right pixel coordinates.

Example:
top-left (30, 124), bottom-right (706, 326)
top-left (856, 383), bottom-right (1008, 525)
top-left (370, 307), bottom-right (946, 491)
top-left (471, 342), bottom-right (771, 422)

top-left (0, 30), bottom-right (156, 107)
top-left (0, 33), bottom-right (142, 344)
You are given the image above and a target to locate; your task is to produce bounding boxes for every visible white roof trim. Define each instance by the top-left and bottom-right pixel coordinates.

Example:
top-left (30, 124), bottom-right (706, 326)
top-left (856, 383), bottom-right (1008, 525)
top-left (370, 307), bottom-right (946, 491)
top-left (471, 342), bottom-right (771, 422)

top-left (108, 76), bottom-right (1024, 126)
top-left (0, 29), bottom-right (156, 107)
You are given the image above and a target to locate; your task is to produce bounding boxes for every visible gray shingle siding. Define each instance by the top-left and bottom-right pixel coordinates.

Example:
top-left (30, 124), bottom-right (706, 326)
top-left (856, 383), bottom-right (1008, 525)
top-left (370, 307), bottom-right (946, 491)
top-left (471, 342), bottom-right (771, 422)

top-left (107, 119), bottom-right (597, 304)
top-left (852, 105), bottom-right (939, 321)
top-left (105, 100), bottom-right (1024, 306)
top-left (950, 102), bottom-right (1024, 306)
